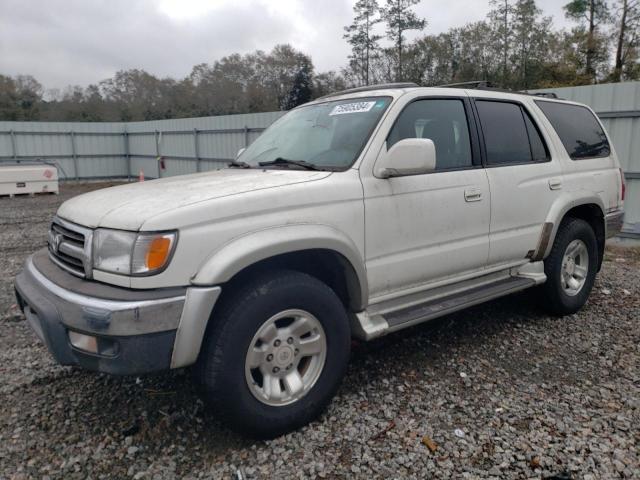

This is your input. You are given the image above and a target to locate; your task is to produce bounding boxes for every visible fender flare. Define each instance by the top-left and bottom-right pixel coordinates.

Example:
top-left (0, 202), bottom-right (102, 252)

top-left (540, 192), bottom-right (606, 259)
top-left (191, 224), bottom-right (368, 310)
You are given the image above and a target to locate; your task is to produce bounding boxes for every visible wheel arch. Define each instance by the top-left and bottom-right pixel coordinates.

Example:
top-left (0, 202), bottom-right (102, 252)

top-left (542, 196), bottom-right (606, 270)
top-left (191, 224), bottom-right (368, 312)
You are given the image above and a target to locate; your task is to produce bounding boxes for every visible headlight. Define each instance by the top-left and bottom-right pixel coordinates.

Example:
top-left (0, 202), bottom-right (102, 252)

top-left (93, 229), bottom-right (177, 276)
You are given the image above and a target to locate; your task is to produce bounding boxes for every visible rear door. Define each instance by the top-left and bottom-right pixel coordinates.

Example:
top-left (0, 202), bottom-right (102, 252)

top-left (473, 97), bottom-right (564, 266)
top-left (534, 100), bottom-right (621, 214)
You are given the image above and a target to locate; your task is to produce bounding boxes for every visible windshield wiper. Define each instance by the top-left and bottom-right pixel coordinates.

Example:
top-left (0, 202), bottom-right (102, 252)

top-left (258, 157), bottom-right (322, 171)
top-left (228, 160), bottom-right (252, 168)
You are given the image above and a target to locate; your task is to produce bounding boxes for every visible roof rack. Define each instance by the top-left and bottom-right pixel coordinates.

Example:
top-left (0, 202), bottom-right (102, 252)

top-left (437, 80), bottom-right (564, 100)
top-left (319, 80), bottom-right (563, 101)
top-left (437, 80), bottom-right (516, 94)
top-left (530, 92), bottom-right (559, 99)
top-left (437, 80), bottom-right (495, 89)
top-left (319, 82), bottom-right (418, 99)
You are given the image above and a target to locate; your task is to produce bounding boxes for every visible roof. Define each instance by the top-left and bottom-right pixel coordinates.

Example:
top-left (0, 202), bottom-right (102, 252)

top-left (309, 82), bottom-right (565, 107)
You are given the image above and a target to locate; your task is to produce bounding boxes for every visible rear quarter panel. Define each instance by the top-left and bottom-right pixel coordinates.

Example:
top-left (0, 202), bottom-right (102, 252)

top-left (531, 100), bottom-right (622, 213)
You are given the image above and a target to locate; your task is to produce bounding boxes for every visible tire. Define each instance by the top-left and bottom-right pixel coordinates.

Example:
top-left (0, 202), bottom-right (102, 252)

top-left (195, 270), bottom-right (351, 438)
top-left (541, 217), bottom-right (598, 316)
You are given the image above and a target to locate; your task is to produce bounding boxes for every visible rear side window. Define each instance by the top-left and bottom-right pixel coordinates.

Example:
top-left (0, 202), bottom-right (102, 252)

top-left (388, 99), bottom-right (473, 170)
top-left (535, 101), bottom-right (610, 159)
top-left (475, 100), bottom-right (549, 165)
top-left (523, 113), bottom-right (548, 161)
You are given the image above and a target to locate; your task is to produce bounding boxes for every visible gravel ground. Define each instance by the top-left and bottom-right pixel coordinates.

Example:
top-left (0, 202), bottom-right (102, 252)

top-left (0, 183), bottom-right (638, 480)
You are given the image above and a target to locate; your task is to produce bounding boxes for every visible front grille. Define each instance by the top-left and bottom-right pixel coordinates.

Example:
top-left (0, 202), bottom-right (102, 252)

top-left (48, 217), bottom-right (93, 278)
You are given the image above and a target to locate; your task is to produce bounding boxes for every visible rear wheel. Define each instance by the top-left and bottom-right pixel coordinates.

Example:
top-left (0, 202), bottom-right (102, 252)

top-left (542, 217), bottom-right (598, 315)
top-left (196, 270), bottom-right (351, 438)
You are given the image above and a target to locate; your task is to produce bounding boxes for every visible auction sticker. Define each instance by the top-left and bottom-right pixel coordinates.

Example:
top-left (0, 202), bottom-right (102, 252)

top-left (330, 101), bottom-right (376, 116)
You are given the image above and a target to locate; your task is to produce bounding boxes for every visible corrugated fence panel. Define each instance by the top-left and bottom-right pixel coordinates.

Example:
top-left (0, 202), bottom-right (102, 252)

top-left (15, 131), bottom-right (70, 157)
top-left (626, 181), bottom-right (640, 228)
top-left (128, 134), bottom-right (156, 156)
top-left (45, 157), bottom-right (76, 181)
top-left (0, 121), bottom-right (126, 180)
top-left (77, 156), bottom-right (128, 179)
top-left (161, 158), bottom-right (197, 177)
top-left (0, 112), bottom-right (283, 179)
top-left (199, 131), bottom-right (246, 160)
top-left (123, 112), bottom-right (284, 177)
top-left (74, 133), bottom-right (123, 156)
top-left (125, 112), bottom-right (284, 133)
top-left (533, 81), bottom-right (640, 237)
top-left (130, 156), bottom-right (159, 180)
top-left (599, 118), bottom-right (635, 172)
top-left (0, 112), bottom-right (284, 180)
top-left (158, 132), bottom-right (194, 158)
top-left (0, 133), bottom-right (13, 157)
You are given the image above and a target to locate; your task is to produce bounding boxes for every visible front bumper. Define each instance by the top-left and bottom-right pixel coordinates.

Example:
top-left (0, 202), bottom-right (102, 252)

top-left (15, 249), bottom-right (220, 375)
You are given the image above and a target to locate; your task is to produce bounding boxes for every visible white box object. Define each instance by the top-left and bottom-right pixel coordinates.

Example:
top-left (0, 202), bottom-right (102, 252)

top-left (0, 164), bottom-right (59, 196)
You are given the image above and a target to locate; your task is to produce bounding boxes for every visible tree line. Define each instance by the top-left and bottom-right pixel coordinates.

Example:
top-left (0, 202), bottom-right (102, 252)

top-left (344, 0), bottom-right (640, 89)
top-left (1, 0), bottom-right (639, 122)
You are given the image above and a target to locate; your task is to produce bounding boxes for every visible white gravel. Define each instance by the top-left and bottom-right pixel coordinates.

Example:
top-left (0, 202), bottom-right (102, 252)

top-left (1, 183), bottom-right (638, 479)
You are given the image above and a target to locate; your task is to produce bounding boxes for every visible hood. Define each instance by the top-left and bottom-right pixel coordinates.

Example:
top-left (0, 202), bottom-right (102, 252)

top-left (57, 168), bottom-right (331, 230)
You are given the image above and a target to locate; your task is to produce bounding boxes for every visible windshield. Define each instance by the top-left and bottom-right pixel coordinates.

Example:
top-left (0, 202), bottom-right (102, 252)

top-left (237, 96), bottom-right (392, 170)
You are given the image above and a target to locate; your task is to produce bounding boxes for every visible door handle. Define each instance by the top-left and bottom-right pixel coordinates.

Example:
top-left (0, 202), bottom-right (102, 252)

top-left (464, 188), bottom-right (482, 202)
top-left (549, 177), bottom-right (563, 190)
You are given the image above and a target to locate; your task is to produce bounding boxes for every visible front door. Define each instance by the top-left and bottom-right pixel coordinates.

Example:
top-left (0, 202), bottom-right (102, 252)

top-left (362, 97), bottom-right (491, 300)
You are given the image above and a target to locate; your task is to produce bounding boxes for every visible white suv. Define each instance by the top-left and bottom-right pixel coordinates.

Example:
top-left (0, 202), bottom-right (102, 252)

top-left (15, 83), bottom-right (625, 437)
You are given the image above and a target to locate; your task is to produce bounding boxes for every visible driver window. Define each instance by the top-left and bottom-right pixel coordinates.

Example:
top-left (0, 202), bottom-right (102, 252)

top-left (388, 99), bottom-right (473, 170)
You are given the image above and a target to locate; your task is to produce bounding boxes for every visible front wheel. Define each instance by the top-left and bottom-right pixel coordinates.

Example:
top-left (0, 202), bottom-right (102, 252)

top-left (541, 217), bottom-right (598, 315)
top-left (196, 270), bottom-right (351, 438)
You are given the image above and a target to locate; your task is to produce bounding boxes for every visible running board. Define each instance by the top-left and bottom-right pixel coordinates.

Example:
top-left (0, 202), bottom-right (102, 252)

top-left (351, 276), bottom-right (536, 340)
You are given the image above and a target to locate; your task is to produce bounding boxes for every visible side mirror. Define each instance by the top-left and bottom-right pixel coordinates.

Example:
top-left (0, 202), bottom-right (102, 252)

top-left (376, 138), bottom-right (436, 178)
top-left (236, 147), bottom-right (246, 159)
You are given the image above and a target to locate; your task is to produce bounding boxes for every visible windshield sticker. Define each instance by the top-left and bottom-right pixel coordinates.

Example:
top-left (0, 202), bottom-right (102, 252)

top-left (329, 101), bottom-right (376, 116)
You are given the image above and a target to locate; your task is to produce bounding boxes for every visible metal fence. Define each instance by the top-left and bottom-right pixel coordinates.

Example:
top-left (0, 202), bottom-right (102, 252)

top-left (534, 82), bottom-right (640, 238)
top-left (1, 82), bottom-right (638, 237)
top-left (0, 111), bottom-right (284, 180)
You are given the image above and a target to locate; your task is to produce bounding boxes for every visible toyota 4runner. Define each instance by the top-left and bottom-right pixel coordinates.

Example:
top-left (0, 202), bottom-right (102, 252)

top-left (15, 83), bottom-right (625, 438)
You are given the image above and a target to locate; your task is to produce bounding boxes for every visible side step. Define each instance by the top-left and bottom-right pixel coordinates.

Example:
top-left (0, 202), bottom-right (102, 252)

top-left (385, 276), bottom-right (534, 329)
top-left (352, 276), bottom-right (536, 340)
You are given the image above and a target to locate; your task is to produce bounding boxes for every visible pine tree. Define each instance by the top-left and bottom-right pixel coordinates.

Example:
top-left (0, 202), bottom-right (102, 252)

top-left (282, 63), bottom-right (313, 110)
top-left (512, 0), bottom-right (553, 89)
top-left (381, 0), bottom-right (426, 81)
top-left (344, 0), bottom-right (383, 85)
top-left (564, 0), bottom-right (611, 81)
top-left (489, 0), bottom-right (514, 87)
top-left (611, 0), bottom-right (640, 81)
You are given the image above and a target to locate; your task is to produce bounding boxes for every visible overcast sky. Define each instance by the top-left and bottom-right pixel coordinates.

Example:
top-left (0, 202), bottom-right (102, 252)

top-left (0, 0), bottom-right (572, 92)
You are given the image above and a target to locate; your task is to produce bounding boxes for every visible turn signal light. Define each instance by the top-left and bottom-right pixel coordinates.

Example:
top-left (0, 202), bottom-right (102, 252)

top-left (145, 237), bottom-right (172, 270)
